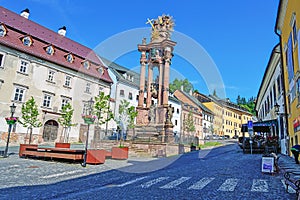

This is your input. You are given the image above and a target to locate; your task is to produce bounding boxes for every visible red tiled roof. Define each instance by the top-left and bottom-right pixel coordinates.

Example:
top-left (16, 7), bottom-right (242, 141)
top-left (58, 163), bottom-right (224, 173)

top-left (0, 6), bottom-right (113, 83)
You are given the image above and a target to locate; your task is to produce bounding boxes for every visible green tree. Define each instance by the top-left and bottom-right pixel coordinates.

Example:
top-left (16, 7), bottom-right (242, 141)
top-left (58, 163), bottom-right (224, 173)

top-left (117, 99), bottom-right (138, 146)
top-left (169, 78), bottom-right (194, 93)
top-left (19, 97), bottom-right (42, 144)
top-left (213, 89), bottom-right (218, 97)
top-left (183, 111), bottom-right (196, 134)
top-left (93, 92), bottom-right (114, 142)
top-left (236, 95), bottom-right (256, 115)
top-left (58, 103), bottom-right (77, 143)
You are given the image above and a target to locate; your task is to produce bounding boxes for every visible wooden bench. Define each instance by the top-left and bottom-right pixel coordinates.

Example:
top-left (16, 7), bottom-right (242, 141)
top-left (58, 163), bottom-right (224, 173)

top-left (284, 171), bottom-right (300, 197)
top-left (22, 147), bottom-right (84, 161)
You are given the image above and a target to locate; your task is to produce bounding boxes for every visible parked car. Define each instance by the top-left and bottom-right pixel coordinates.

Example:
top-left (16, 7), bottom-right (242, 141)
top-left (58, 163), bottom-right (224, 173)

top-left (232, 135), bottom-right (238, 139)
top-left (107, 132), bottom-right (127, 140)
top-left (204, 135), bottom-right (212, 140)
top-left (224, 135), bottom-right (230, 139)
top-left (212, 134), bottom-right (219, 140)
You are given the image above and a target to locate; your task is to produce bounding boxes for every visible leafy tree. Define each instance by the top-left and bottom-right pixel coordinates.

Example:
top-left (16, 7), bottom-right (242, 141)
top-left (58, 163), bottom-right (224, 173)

top-left (93, 92), bottom-right (114, 142)
top-left (169, 78), bottom-right (194, 93)
top-left (58, 103), bottom-right (77, 143)
top-left (236, 95), bottom-right (256, 115)
top-left (116, 99), bottom-right (138, 146)
top-left (183, 111), bottom-right (196, 134)
top-left (19, 97), bottom-right (42, 144)
top-left (213, 89), bottom-right (218, 97)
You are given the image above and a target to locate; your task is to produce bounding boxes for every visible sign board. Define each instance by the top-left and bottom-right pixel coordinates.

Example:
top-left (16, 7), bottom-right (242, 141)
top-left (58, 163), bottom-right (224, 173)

top-left (248, 120), bottom-right (254, 136)
top-left (261, 157), bottom-right (274, 173)
top-left (247, 120), bottom-right (253, 129)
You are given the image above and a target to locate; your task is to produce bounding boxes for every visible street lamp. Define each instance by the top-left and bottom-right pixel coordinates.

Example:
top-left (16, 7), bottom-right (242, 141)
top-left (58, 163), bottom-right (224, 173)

top-left (3, 103), bottom-right (17, 158)
top-left (81, 98), bottom-right (94, 167)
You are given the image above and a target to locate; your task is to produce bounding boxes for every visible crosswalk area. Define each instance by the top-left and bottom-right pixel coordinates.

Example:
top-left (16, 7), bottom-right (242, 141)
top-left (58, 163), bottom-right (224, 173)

top-left (115, 176), bottom-right (294, 193)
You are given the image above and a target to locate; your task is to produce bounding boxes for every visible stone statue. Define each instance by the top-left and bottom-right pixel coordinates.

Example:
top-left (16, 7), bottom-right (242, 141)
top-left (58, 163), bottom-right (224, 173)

top-left (166, 104), bottom-right (174, 124)
top-left (148, 104), bottom-right (156, 124)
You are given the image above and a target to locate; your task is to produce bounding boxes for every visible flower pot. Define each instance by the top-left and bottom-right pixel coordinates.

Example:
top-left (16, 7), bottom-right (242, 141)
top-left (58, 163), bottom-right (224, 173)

top-left (86, 149), bottom-right (106, 164)
top-left (111, 147), bottom-right (129, 160)
top-left (5, 117), bottom-right (18, 125)
top-left (55, 142), bottom-right (70, 148)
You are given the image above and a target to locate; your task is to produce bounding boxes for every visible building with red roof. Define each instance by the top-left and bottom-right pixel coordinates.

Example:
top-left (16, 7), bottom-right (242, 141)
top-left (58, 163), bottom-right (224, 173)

top-left (0, 6), bottom-right (113, 144)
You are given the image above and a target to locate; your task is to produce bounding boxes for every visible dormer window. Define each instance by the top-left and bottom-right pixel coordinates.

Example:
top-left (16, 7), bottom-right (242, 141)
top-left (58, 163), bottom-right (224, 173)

top-left (45, 45), bottom-right (55, 55)
top-left (65, 53), bottom-right (74, 63)
top-left (21, 36), bottom-right (33, 47)
top-left (83, 61), bottom-right (90, 69)
top-left (98, 66), bottom-right (104, 75)
top-left (0, 24), bottom-right (7, 37)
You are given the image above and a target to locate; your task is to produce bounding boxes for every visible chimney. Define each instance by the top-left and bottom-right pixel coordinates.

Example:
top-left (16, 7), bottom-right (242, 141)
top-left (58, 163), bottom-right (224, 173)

top-left (20, 8), bottom-right (30, 19)
top-left (58, 26), bottom-right (66, 36)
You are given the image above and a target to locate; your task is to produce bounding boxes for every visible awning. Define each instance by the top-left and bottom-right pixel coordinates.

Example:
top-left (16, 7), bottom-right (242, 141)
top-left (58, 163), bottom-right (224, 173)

top-left (241, 119), bottom-right (277, 132)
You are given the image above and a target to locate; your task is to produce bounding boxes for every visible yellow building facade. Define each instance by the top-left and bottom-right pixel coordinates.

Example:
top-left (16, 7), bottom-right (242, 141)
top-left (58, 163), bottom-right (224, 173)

top-left (203, 97), bottom-right (252, 138)
top-left (276, 0), bottom-right (300, 148)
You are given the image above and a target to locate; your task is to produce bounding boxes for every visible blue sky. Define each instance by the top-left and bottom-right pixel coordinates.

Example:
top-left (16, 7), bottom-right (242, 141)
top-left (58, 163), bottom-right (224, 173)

top-left (0, 0), bottom-right (280, 102)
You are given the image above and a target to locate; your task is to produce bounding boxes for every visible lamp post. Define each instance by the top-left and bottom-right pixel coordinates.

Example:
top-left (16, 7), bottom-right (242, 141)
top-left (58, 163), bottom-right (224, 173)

top-left (81, 97), bottom-right (94, 167)
top-left (4, 103), bottom-right (16, 158)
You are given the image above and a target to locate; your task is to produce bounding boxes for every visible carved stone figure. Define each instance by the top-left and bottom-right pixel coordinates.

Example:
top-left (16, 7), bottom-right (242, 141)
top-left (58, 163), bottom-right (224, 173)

top-left (148, 104), bottom-right (156, 124)
top-left (146, 14), bottom-right (175, 42)
top-left (166, 104), bottom-right (174, 124)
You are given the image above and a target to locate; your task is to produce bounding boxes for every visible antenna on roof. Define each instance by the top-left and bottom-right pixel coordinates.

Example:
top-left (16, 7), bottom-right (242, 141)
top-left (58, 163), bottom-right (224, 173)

top-left (58, 26), bottom-right (66, 36)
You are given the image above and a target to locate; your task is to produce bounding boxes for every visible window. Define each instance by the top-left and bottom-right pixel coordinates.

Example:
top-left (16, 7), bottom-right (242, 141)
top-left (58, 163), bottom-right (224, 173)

top-left (47, 70), bottom-right (55, 82)
top-left (293, 20), bottom-right (297, 46)
top-left (85, 82), bottom-right (91, 93)
top-left (19, 60), bottom-right (29, 74)
top-left (43, 94), bottom-right (52, 108)
top-left (64, 75), bottom-right (72, 87)
top-left (120, 90), bottom-right (124, 97)
top-left (98, 67), bottom-right (104, 75)
top-left (0, 53), bottom-right (4, 67)
top-left (128, 92), bottom-right (133, 100)
top-left (61, 98), bottom-right (70, 109)
top-left (22, 36), bottom-right (32, 47)
top-left (83, 61), bottom-right (90, 69)
top-left (0, 24), bottom-right (7, 37)
top-left (13, 87), bottom-right (26, 102)
top-left (287, 33), bottom-right (295, 83)
top-left (66, 53), bottom-right (74, 63)
top-left (45, 45), bottom-right (54, 55)
top-left (273, 84), bottom-right (276, 102)
top-left (277, 76), bottom-right (281, 95)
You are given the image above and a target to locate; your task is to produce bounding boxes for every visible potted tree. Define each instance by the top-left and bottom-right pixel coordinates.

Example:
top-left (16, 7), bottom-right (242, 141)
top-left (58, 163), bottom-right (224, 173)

top-left (112, 100), bottom-right (137, 159)
top-left (86, 93), bottom-right (113, 164)
top-left (18, 97), bottom-right (42, 156)
top-left (92, 92), bottom-right (114, 147)
top-left (57, 103), bottom-right (77, 148)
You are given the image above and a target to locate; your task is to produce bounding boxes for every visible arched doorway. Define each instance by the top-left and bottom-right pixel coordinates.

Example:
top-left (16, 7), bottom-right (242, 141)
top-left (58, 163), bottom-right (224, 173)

top-left (43, 120), bottom-right (59, 142)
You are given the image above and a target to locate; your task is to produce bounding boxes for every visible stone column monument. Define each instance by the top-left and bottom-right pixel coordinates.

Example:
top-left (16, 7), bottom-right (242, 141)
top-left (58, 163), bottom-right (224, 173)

top-left (136, 15), bottom-right (176, 143)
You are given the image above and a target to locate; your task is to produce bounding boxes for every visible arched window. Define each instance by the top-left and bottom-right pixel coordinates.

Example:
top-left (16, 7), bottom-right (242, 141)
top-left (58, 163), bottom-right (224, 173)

top-left (22, 36), bottom-right (33, 46)
top-left (45, 45), bottom-right (54, 55)
top-left (0, 24), bottom-right (7, 37)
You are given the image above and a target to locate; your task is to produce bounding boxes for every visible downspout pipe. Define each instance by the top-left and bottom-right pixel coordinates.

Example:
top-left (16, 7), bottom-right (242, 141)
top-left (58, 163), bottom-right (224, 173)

top-left (274, 0), bottom-right (290, 151)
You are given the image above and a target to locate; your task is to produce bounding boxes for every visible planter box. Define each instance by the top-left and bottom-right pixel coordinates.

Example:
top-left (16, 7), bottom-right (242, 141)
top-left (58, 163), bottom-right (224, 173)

top-left (19, 144), bottom-right (38, 157)
top-left (86, 149), bottom-right (106, 164)
top-left (111, 147), bottom-right (129, 160)
top-left (55, 143), bottom-right (71, 148)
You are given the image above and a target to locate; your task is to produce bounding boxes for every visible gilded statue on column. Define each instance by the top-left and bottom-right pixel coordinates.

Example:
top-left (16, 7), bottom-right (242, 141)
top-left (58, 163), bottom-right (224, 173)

top-left (146, 14), bottom-right (175, 42)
